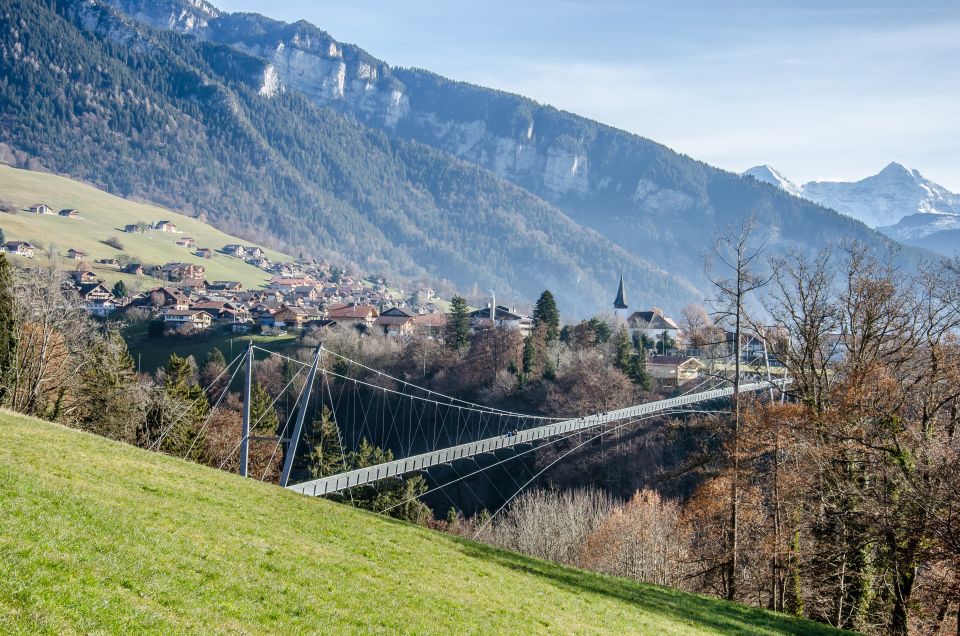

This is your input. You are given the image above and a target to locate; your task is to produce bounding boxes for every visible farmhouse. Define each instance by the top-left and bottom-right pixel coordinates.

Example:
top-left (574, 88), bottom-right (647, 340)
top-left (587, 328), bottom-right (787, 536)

top-left (154, 221), bottom-right (177, 232)
top-left (374, 306), bottom-right (417, 337)
top-left (66, 248), bottom-right (87, 260)
top-left (58, 208), bottom-right (81, 219)
top-left (28, 203), bottom-right (52, 214)
top-left (327, 303), bottom-right (379, 329)
top-left (176, 237), bottom-right (195, 248)
top-left (4, 241), bottom-right (35, 258)
top-left (222, 244), bottom-right (245, 256)
top-left (163, 309), bottom-right (213, 330)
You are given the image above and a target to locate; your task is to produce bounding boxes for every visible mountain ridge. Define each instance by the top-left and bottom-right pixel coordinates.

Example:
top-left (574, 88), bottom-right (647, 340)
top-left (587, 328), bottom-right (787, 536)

top-left (0, 0), bottom-right (932, 317)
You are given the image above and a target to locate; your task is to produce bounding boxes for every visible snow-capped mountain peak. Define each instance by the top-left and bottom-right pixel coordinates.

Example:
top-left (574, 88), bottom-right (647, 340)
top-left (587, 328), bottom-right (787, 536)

top-left (743, 165), bottom-right (802, 197)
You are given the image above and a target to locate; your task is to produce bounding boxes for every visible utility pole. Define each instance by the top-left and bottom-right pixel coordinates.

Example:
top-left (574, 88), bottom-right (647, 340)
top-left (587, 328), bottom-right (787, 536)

top-left (279, 344), bottom-right (323, 488)
top-left (239, 340), bottom-right (253, 477)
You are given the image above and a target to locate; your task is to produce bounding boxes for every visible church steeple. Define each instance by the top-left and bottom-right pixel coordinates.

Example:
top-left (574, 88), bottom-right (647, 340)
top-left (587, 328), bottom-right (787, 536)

top-left (613, 274), bottom-right (628, 310)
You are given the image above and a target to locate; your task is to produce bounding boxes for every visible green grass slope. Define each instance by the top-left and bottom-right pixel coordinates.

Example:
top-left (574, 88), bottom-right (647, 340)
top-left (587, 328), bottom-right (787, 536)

top-left (0, 411), bottom-right (846, 635)
top-left (0, 165), bottom-right (290, 289)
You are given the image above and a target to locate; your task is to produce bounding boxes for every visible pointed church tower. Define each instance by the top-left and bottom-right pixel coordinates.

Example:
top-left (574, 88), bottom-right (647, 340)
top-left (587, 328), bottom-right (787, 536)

top-left (613, 274), bottom-right (628, 320)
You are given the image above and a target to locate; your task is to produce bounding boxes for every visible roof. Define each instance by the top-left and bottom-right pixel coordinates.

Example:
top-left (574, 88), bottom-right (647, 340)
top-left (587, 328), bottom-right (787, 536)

top-left (413, 313), bottom-right (448, 327)
top-left (628, 309), bottom-right (680, 331)
top-left (647, 356), bottom-right (705, 368)
top-left (328, 304), bottom-right (377, 319)
top-left (76, 283), bottom-right (112, 297)
top-left (469, 305), bottom-right (523, 321)
top-left (614, 274), bottom-right (628, 309)
top-left (164, 309), bottom-right (212, 318)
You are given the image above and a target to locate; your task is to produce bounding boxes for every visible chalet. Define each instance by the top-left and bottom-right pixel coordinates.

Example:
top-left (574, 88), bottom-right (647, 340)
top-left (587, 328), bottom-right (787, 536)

top-left (66, 248), bottom-right (87, 260)
top-left (4, 241), bottom-right (35, 258)
top-left (28, 203), bottom-right (52, 215)
top-left (222, 244), bottom-right (246, 257)
top-left (123, 263), bottom-right (144, 276)
top-left (291, 285), bottom-right (320, 302)
top-left (647, 356), bottom-right (705, 384)
top-left (176, 237), bottom-right (195, 248)
top-left (159, 262), bottom-right (205, 281)
top-left (176, 278), bottom-right (208, 292)
top-left (469, 305), bottom-right (533, 336)
top-left (413, 312), bottom-right (448, 339)
top-left (58, 208), bottom-right (81, 219)
top-left (628, 308), bottom-right (682, 342)
top-left (138, 287), bottom-right (190, 309)
top-left (246, 257), bottom-right (271, 269)
top-left (75, 283), bottom-right (116, 317)
top-left (95, 258), bottom-right (120, 268)
top-left (75, 282), bottom-right (113, 302)
top-left (327, 303), bottom-right (378, 329)
top-left (190, 300), bottom-right (249, 324)
top-left (208, 281), bottom-right (243, 293)
top-left (195, 247), bottom-right (214, 258)
top-left (154, 221), bottom-right (177, 233)
top-left (374, 307), bottom-right (417, 337)
top-left (163, 309), bottom-right (213, 330)
top-left (69, 269), bottom-right (99, 284)
top-left (274, 305), bottom-right (319, 328)
top-left (245, 246), bottom-right (264, 258)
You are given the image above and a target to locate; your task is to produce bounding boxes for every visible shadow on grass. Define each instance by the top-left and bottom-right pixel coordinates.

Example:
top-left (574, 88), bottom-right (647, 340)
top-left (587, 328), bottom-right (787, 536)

top-left (452, 539), bottom-right (845, 635)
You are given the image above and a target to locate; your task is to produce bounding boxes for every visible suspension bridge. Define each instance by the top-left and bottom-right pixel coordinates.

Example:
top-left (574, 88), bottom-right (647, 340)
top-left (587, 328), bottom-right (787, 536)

top-left (150, 341), bottom-right (788, 518)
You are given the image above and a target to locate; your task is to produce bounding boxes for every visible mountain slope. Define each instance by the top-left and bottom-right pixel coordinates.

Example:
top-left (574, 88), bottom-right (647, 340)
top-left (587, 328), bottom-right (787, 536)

top-left (744, 162), bottom-right (960, 255)
top-left (99, 0), bottom-right (928, 299)
top-left (1, 0), bottom-right (699, 315)
top-left (0, 410), bottom-right (845, 634)
top-left (0, 164), bottom-right (292, 289)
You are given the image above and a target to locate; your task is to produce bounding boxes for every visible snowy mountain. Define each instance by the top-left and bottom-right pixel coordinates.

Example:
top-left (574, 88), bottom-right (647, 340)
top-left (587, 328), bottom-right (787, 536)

top-left (743, 163), bottom-right (960, 254)
top-left (742, 165), bottom-right (803, 198)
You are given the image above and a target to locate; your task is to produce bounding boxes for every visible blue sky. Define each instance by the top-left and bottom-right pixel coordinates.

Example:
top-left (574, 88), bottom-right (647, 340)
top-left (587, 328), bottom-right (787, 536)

top-left (219, 0), bottom-right (960, 190)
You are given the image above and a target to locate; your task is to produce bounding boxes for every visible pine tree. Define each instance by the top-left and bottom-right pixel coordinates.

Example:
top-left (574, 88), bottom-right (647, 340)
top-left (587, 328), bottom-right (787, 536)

top-left (155, 353), bottom-right (209, 460)
top-left (304, 406), bottom-right (346, 479)
top-left (612, 325), bottom-right (632, 371)
top-left (78, 330), bottom-right (142, 442)
top-left (111, 279), bottom-right (127, 298)
top-left (0, 227), bottom-right (5, 245)
top-left (0, 253), bottom-right (16, 405)
top-left (249, 382), bottom-right (279, 434)
top-left (532, 290), bottom-right (560, 342)
top-left (446, 295), bottom-right (471, 351)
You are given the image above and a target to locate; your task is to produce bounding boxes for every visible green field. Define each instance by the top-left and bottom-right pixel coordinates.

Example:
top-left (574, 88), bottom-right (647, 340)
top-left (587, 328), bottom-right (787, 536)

top-left (0, 411), bottom-right (846, 635)
top-left (0, 165), bottom-right (291, 290)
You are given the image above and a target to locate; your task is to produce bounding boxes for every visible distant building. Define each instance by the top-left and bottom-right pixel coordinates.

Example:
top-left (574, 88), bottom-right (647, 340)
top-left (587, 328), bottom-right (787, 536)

top-left (58, 208), bottom-right (80, 219)
top-left (628, 308), bottom-right (682, 342)
top-left (468, 305), bottom-right (533, 336)
top-left (28, 203), bottom-right (52, 215)
top-left (163, 309), bottom-right (213, 330)
top-left (176, 237), bottom-right (195, 248)
top-left (154, 221), bottom-right (177, 233)
top-left (4, 241), bottom-right (35, 258)
top-left (222, 244), bottom-right (246, 257)
top-left (374, 306), bottom-right (417, 337)
top-left (66, 248), bottom-right (87, 261)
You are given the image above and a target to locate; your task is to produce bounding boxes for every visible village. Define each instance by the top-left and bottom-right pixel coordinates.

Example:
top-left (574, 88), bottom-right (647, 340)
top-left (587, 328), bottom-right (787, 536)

top-left (2, 203), bottom-right (779, 386)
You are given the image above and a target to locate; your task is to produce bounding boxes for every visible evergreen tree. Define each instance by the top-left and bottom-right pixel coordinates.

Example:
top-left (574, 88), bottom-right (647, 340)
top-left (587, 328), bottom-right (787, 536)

top-left (628, 350), bottom-right (651, 389)
top-left (154, 353), bottom-right (209, 460)
top-left (111, 279), bottom-right (127, 298)
top-left (78, 330), bottom-right (142, 442)
top-left (0, 253), bottom-right (16, 405)
top-left (446, 295), bottom-right (471, 351)
top-left (303, 405), bottom-right (346, 479)
top-left (249, 382), bottom-right (279, 434)
top-left (588, 317), bottom-right (612, 343)
top-left (0, 227), bottom-right (5, 245)
top-left (532, 290), bottom-right (560, 342)
top-left (521, 335), bottom-right (536, 375)
top-left (612, 325), bottom-right (632, 371)
top-left (203, 347), bottom-right (226, 370)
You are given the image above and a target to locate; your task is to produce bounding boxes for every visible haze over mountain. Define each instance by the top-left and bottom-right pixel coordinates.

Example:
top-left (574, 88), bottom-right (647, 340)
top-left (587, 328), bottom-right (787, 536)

top-left (0, 0), bottom-right (930, 316)
top-left (744, 162), bottom-right (960, 256)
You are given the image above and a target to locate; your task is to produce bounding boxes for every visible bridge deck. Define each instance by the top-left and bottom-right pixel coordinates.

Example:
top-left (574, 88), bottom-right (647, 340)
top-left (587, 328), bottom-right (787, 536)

top-left (287, 380), bottom-right (783, 497)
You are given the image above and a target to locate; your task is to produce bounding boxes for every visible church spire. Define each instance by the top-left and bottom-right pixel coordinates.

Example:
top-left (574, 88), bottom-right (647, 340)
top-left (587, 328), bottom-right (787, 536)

top-left (613, 274), bottom-right (628, 310)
